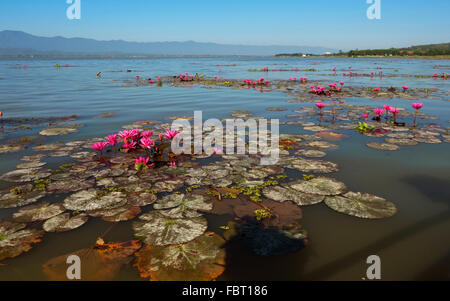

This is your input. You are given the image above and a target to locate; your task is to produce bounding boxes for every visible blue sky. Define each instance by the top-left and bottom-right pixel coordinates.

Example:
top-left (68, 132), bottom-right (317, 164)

top-left (0, 0), bottom-right (449, 50)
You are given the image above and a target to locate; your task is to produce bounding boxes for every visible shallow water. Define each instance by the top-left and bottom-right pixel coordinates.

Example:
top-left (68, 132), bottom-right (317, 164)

top-left (0, 57), bottom-right (449, 280)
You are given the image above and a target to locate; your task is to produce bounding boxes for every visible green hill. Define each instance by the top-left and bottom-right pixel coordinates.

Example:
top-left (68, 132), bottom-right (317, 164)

top-left (347, 43), bottom-right (450, 57)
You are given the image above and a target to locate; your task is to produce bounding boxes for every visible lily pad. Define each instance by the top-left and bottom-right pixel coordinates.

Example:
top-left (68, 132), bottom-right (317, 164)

top-left (287, 157), bottom-right (338, 173)
top-left (33, 144), bottom-right (63, 151)
top-left (324, 191), bottom-right (397, 219)
top-left (43, 213), bottom-right (88, 232)
top-left (63, 189), bottom-right (128, 211)
top-left (128, 192), bottom-right (157, 207)
top-left (290, 177), bottom-right (346, 196)
top-left (21, 154), bottom-right (46, 162)
top-left (154, 194), bottom-right (212, 218)
top-left (0, 221), bottom-right (44, 261)
top-left (133, 211), bottom-right (207, 246)
top-left (307, 141), bottom-right (338, 150)
top-left (263, 186), bottom-right (324, 206)
top-left (39, 128), bottom-right (77, 136)
top-left (88, 205), bottom-right (141, 222)
top-left (47, 178), bottom-right (95, 194)
top-left (0, 145), bottom-right (25, 154)
top-left (42, 240), bottom-right (142, 281)
top-left (13, 202), bottom-right (66, 222)
top-left (0, 184), bottom-right (46, 209)
top-left (295, 149), bottom-right (327, 158)
top-left (384, 138), bottom-right (419, 146)
top-left (152, 180), bottom-right (184, 193)
top-left (16, 161), bottom-right (47, 169)
top-left (0, 168), bottom-right (51, 183)
top-left (366, 142), bottom-right (400, 151)
top-left (134, 232), bottom-right (226, 281)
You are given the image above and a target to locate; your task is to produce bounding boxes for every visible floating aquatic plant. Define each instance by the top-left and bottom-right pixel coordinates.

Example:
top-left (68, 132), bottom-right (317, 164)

top-left (42, 240), bottom-right (142, 281)
top-left (0, 221), bottom-right (44, 262)
top-left (133, 211), bottom-right (207, 246)
top-left (324, 192), bottom-right (397, 219)
top-left (135, 232), bottom-right (226, 281)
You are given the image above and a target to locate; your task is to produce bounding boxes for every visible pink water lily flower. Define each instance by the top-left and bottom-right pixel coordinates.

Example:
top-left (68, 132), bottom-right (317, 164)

top-left (389, 107), bottom-right (399, 123)
top-left (374, 108), bottom-right (385, 116)
top-left (134, 156), bottom-right (150, 171)
top-left (412, 103), bottom-right (423, 110)
top-left (412, 103), bottom-right (424, 125)
top-left (315, 102), bottom-right (325, 110)
top-left (118, 130), bottom-right (136, 142)
top-left (92, 142), bottom-right (109, 153)
top-left (164, 130), bottom-right (179, 140)
top-left (123, 141), bottom-right (137, 152)
top-left (373, 87), bottom-right (381, 92)
top-left (213, 147), bottom-right (222, 154)
top-left (402, 86), bottom-right (409, 92)
top-left (340, 81), bottom-right (345, 86)
top-left (106, 134), bottom-right (118, 146)
top-left (141, 130), bottom-right (153, 138)
top-left (140, 137), bottom-right (155, 149)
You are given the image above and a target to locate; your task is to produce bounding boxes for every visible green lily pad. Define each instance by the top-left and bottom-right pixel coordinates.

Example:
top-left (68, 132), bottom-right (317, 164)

top-left (47, 178), bottom-right (95, 194)
top-left (135, 232), bottom-right (226, 281)
top-left (366, 142), bottom-right (400, 151)
top-left (384, 138), bottom-right (419, 146)
top-left (152, 180), bottom-right (184, 193)
top-left (16, 161), bottom-right (47, 169)
top-left (13, 202), bottom-right (66, 222)
top-left (0, 145), bottom-right (25, 154)
top-left (33, 144), bottom-right (63, 151)
top-left (287, 158), bottom-right (338, 173)
top-left (63, 189), bottom-right (128, 211)
top-left (154, 194), bottom-right (212, 219)
top-left (0, 168), bottom-right (52, 183)
top-left (128, 192), bottom-right (157, 207)
top-left (290, 177), bottom-right (346, 196)
top-left (263, 186), bottom-right (324, 206)
top-left (88, 205), bottom-right (141, 222)
top-left (21, 154), bottom-right (46, 162)
top-left (295, 149), bottom-right (327, 158)
top-left (39, 128), bottom-right (77, 136)
top-left (133, 211), bottom-right (207, 246)
top-left (43, 213), bottom-right (88, 232)
top-left (307, 141), bottom-right (338, 150)
top-left (324, 191), bottom-right (397, 219)
top-left (42, 240), bottom-right (142, 281)
top-left (0, 184), bottom-right (46, 209)
top-left (0, 221), bottom-right (44, 262)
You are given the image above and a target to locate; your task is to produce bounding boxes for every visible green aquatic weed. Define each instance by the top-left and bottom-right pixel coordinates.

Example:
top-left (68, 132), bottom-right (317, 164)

top-left (254, 209), bottom-right (273, 221)
top-left (185, 185), bottom-right (200, 193)
top-left (10, 187), bottom-right (23, 195)
top-left (303, 174), bottom-right (315, 181)
top-left (356, 122), bottom-right (375, 134)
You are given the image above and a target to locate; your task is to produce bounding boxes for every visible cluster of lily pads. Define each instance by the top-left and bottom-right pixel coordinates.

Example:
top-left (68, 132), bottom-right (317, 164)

top-left (0, 107), bottom-right (404, 280)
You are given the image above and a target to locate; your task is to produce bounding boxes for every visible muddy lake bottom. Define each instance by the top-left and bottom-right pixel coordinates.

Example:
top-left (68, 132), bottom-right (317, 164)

top-left (0, 57), bottom-right (449, 280)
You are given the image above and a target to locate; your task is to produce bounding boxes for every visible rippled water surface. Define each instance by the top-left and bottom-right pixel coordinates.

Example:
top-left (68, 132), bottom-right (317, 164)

top-left (0, 57), bottom-right (449, 280)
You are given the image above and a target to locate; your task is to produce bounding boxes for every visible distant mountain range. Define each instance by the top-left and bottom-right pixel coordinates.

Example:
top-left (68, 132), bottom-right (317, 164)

top-left (0, 30), bottom-right (336, 57)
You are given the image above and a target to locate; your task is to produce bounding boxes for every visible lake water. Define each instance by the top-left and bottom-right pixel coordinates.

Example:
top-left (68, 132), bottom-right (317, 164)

top-left (0, 57), bottom-right (449, 280)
